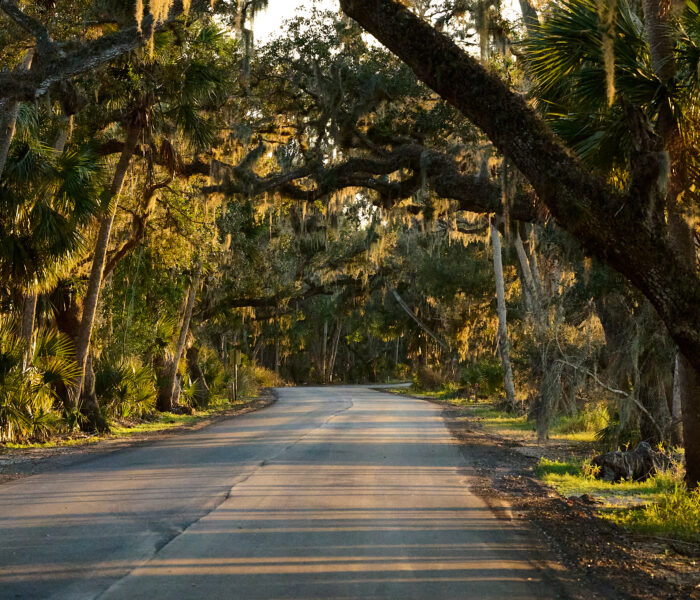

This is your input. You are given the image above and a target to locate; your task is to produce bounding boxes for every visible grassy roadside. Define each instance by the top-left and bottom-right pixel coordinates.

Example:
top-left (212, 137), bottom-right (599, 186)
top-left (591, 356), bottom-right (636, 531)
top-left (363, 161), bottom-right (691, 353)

top-left (387, 386), bottom-right (599, 442)
top-left (385, 385), bottom-right (700, 546)
top-left (537, 458), bottom-right (700, 544)
top-left (2, 395), bottom-right (269, 451)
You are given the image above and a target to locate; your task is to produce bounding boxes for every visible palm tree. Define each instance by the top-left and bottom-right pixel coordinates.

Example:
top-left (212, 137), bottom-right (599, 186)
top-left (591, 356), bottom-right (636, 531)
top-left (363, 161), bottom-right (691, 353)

top-left (0, 317), bottom-right (79, 442)
top-left (69, 21), bottom-right (234, 427)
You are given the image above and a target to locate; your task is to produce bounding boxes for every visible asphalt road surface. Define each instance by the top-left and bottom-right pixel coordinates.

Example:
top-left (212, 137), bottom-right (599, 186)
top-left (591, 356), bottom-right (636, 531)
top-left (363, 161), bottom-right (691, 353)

top-left (0, 386), bottom-right (562, 599)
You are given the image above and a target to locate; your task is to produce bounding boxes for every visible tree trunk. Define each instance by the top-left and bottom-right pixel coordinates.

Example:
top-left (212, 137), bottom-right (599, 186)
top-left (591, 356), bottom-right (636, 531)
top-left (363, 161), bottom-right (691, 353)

top-left (20, 293), bottom-right (38, 360)
top-left (53, 285), bottom-right (82, 412)
top-left (186, 345), bottom-right (210, 408)
top-left (671, 354), bottom-right (683, 446)
top-left (490, 217), bottom-right (517, 410)
top-left (158, 263), bottom-right (201, 412)
top-left (80, 355), bottom-right (106, 432)
top-left (327, 320), bottom-right (343, 384)
top-left (274, 335), bottom-right (280, 375)
top-left (514, 230), bottom-right (543, 327)
top-left (71, 124), bottom-right (140, 427)
top-left (679, 356), bottom-right (700, 487)
top-left (518, 0), bottom-right (539, 35)
top-left (321, 319), bottom-right (328, 383)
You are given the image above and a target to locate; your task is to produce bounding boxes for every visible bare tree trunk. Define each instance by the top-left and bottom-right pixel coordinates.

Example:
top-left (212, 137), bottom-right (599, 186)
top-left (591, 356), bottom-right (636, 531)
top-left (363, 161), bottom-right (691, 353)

top-left (158, 263), bottom-right (201, 412)
top-left (671, 354), bottom-right (683, 445)
top-left (514, 230), bottom-right (543, 327)
top-left (321, 320), bottom-right (328, 383)
top-left (186, 345), bottom-right (210, 408)
top-left (518, 0), bottom-right (539, 34)
top-left (0, 50), bottom-right (33, 179)
top-left (19, 293), bottom-right (38, 365)
top-left (274, 335), bottom-right (280, 375)
top-left (490, 217), bottom-right (517, 410)
top-left (327, 320), bottom-right (343, 384)
top-left (71, 124), bottom-right (140, 429)
top-left (678, 356), bottom-right (700, 485)
top-left (252, 336), bottom-right (263, 363)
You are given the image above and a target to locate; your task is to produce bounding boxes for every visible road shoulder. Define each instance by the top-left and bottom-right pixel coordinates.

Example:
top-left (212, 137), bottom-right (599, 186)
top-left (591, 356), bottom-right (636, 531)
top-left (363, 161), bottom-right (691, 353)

top-left (0, 390), bottom-right (277, 485)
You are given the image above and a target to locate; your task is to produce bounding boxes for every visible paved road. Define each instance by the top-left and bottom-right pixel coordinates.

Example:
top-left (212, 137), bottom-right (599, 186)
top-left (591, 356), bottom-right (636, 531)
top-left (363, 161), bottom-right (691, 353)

top-left (0, 386), bottom-right (561, 599)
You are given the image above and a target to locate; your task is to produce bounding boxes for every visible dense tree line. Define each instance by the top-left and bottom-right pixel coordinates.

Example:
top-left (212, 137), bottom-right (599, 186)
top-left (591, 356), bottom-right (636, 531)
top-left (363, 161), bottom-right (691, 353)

top-left (0, 0), bottom-right (698, 487)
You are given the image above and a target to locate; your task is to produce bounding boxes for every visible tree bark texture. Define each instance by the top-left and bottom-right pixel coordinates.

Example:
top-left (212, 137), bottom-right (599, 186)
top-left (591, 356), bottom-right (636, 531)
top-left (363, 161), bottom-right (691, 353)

top-left (158, 263), bottom-right (201, 412)
top-left (322, 320), bottom-right (328, 383)
top-left (186, 345), bottom-right (210, 408)
top-left (72, 124), bottom-right (140, 425)
top-left (328, 320), bottom-right (343, 384)
top-left (490, 218), bottom-right (517, 410)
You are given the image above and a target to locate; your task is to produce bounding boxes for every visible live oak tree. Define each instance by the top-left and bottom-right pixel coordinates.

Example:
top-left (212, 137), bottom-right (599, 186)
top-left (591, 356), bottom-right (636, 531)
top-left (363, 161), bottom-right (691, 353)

top-left (335, 0), bottom-right (700, 486)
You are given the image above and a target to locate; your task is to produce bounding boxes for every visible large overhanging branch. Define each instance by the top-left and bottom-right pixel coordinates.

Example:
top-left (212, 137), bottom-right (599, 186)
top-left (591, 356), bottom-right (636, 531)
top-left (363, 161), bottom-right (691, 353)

top-left (0, 18), bottom-right (156, 101)
top-left (338, 0), bottom-right (700, 373)
top-left (202, 144), bottom-right (540, 223)
top-left (0, 0), bottom-right (53, 54)
top-left (0, 6), bottom-right (185, 102)
top-left (197, 272), bottom-right (382, 322)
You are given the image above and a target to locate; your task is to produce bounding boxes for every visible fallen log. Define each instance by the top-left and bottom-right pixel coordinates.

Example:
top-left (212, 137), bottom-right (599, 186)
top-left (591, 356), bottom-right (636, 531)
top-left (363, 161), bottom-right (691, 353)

top-left (590, 442), bottom-right (672, 482)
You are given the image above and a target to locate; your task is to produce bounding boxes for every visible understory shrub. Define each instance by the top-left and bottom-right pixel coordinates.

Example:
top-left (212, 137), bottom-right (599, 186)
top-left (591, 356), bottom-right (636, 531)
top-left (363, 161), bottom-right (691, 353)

top-left (235, 364), bottom-right (284, 399)
top-left (0, 320), bottom-right (76, 442)
top-left (459, 360), bottom-right (504, 397)
top-left (413, 365), bottom-right (443, 391)
top-left (606, 485), bottom-right (700, 543)
top-left (553, 402), bottom-right (610, 434)
top-left (95, 359), bottom-right (157, 418)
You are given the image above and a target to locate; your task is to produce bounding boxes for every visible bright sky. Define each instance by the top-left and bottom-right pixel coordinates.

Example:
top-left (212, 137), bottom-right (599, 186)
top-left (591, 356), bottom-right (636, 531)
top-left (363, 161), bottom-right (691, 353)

top-left (255, 0), bottom-right (333, 41)
top-left (254, 0), bottom-right (522, 42)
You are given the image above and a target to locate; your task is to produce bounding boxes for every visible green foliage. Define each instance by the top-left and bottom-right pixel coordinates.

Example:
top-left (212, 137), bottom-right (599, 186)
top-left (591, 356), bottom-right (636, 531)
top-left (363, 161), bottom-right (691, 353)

top-left (0, 136), bottom-right (104, 289)
top-left (0, 320), bottom-right (77, 442)
top-left (94, 359), bottom-right (157, 419)
top-left (459, 360), bottom-right (504, 396)
top-left (236, 364), bottom-right (284, 399)
top-left (534, 458), bottom-right (581, 477)
top-left (552, 403), bottom-right (610, 434)
top-left (537, 456), bottom-right (698, 542)
top-left (606, 485), bottom-right (700, 542)
top-left (412, 365), bottom-right (443, 391)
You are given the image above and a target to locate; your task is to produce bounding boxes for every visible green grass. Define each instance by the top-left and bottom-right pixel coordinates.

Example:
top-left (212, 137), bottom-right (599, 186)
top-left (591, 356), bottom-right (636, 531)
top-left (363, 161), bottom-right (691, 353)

top-left (388, 388), bottom-right (598, 442)
top-left (535, 458), bottom-right (700, 543)
top-left (387, 385), bottom-right (473, 402)
top-left (3, 437), bottom-right (102, 449)
top-left (605, 485), bottom-right (700, 543)
top-left (467, 407), bottom-right (598, 442)
top-left (535, 458), bottom-right (679, 503)
top-left (110, 412), bottom-right (207, 436)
